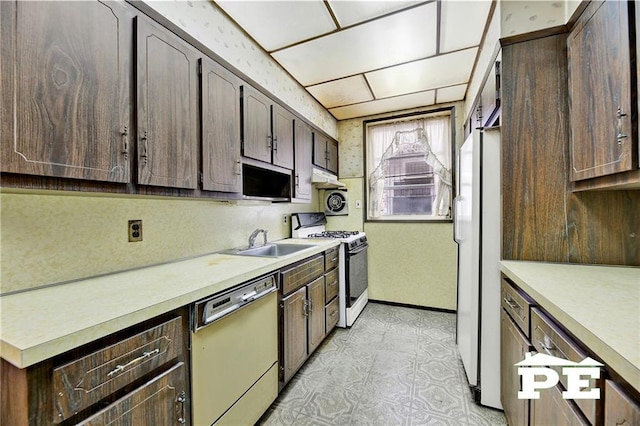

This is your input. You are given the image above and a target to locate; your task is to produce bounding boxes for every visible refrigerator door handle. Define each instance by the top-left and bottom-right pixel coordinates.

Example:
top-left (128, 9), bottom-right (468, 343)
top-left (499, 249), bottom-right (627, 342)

top-left (453, 197), bottom-right (463, 243)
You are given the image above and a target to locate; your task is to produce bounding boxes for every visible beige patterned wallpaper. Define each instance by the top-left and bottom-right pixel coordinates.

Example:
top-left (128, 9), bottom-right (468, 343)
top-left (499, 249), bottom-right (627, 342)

top-left (143, 0), bottom-right (337, 138)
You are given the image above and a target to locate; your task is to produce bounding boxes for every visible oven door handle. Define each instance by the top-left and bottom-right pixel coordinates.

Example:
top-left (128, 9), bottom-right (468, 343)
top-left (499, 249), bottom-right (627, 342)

top-left (348, 244), bottom-right (368, 255)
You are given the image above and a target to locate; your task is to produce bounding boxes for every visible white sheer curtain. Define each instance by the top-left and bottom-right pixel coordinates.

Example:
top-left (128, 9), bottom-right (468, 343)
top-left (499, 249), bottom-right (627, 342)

top-left (367, 115), bottom-right (451, 219)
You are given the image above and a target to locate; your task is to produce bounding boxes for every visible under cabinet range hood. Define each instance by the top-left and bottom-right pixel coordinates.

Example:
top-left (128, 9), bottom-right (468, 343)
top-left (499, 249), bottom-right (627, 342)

top-left (312, 168), bottom-right (346, 189)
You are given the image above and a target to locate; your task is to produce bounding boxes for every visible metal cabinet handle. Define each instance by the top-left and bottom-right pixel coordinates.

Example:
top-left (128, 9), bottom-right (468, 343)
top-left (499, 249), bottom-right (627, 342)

top-left (140, 131), bottom-right (148, 163)
top-left (330, 310), bottom-right (338, 317)
top-left (267, 135), bottom-right (273, 149)
top-left (617, 106), bottom-right (628, 145)
top-left (177, 391), bottom-right (187, 424)
top-left (121, 126), bottom-right (129, 159)
top-left (234, 159), bottom-right (242, 176)
top-left (106, 348), bottom-right (160, 377)
top-left (302, 300), bottom-right (309, 317)
top-left (273, 136), bottom-right (278, 151)
top-left (295, 174), bottom-right (300, 187)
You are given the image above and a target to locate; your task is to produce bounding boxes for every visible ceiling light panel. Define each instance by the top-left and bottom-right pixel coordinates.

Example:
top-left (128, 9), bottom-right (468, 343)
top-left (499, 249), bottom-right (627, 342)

top-left (328, 0), bottom-right (424, 27)
top-left (366, 47), bottom-right (478, 98)
top-left (215, 1), bottom-right (336, 51)
top-left (439, 0), bottom-right (492, 53)
top-left (273, 2), bottom-right (437, 86)
top-left (329, 90), bottom-right (436, 120)
top-left (307, 75), bottom-right (373, 109)
top-left (436, 84), bottom-right (468, 103)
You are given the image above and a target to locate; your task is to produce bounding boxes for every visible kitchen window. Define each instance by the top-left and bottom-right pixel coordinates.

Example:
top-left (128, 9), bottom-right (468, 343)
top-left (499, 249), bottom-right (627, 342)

top-left (365, 109), bottom-right (453, 221)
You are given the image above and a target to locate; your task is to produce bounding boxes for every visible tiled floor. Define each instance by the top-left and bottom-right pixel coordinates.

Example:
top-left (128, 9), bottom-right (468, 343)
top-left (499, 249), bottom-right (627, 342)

top-left (259, 302), bottom-right (507, 426)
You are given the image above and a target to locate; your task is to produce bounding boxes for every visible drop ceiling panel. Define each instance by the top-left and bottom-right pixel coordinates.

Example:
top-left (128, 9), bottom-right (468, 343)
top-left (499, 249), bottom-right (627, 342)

top-left (439, 1), bottom-right (491, 53)
top-left (272, 2), bottom-right (438, 86)
top-left (366, 48), bottom-right (478, 99)
top-left (216, 1), bottom-right (336, 51)
top-left (329, 91), bottom-right (436, 120)
top-left (436, 84), bottom-right (468, 104)
top-left (307, 76), bottom-right (373, 109)
top-left (328, 0), bottom-right (424, 27)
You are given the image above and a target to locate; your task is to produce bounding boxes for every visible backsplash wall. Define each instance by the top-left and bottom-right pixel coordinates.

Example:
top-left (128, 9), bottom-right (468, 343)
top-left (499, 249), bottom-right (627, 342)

top-left (0, 192), bottom-right (319, 294)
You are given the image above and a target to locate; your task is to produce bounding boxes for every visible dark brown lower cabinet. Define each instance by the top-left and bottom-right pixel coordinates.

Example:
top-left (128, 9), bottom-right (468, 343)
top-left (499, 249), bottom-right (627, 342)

top-left (500, 309), bottom-right (531, 426)
top-left (78, 363), bottom-right (187, 425)
top-left (281, 286), bottom-right (308, 385)
top-left (279, 249), bottom-right (340, 389)
top-left (0, 309), bottom-right (190, 425)
top-left (605, 380), bottom-right (640, 426)
top-left (307, 277), bottom-right (326, 354)
top-left (530, 383), bottom-right (589, 426)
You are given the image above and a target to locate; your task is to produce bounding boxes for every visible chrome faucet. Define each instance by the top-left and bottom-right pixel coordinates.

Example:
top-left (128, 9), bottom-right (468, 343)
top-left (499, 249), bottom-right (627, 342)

top-left (248, 228), bottom-right (268, 248)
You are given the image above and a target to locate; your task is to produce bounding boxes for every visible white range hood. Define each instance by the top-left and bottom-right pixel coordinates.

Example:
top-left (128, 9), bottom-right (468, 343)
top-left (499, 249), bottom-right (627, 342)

top-left (312, 168), bottom-right (346, 189)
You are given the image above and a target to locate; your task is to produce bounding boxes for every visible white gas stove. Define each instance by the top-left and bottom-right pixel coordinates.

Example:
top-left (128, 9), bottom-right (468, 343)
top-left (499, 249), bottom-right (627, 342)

top-left (291, 213), bottom-right (368, 328)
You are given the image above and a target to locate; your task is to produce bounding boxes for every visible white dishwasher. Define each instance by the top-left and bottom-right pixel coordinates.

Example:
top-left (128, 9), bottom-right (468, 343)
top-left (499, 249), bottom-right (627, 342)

top-left (191, 273), bottom-right (278, 425)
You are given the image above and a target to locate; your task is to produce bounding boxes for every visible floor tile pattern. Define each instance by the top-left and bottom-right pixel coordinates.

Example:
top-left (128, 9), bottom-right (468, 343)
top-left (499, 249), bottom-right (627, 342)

top-left (259, 302), bottom-right (507, 425)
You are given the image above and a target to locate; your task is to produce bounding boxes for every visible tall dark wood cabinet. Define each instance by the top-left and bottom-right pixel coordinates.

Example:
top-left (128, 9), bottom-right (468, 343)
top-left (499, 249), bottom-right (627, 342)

top-left (280, 286), bottom-right (307, 385)
top-left (293, 120), bottom-right (313, 201)
top-left (568, 0), bottom-right (634, 182)
top-left (0, 1), bottom-right (133, 183)
top-left (136, 16), bottom-right (199, 189)
top-left (200, 58), bottom-right (242, 194)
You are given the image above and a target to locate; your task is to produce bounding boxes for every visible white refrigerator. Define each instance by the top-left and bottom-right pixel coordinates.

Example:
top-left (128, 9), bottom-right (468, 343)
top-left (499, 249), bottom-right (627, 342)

top-left (454, 127), bottom-right (502, 409)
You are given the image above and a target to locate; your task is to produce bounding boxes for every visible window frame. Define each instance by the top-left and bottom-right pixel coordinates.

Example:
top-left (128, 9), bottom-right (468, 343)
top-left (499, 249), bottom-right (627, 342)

top-left (363, 107), bottom-right (456, 224)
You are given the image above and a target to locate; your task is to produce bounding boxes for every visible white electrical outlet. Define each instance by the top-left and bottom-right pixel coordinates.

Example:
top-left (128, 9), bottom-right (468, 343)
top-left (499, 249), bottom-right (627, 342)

top-left (283, 214), bottom-right (288, 224)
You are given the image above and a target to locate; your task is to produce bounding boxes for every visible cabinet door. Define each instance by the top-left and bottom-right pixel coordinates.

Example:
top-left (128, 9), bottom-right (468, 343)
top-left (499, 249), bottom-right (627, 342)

top-left (281, 287), bottom-right (307, 384)
top-left (326, 138), bottom-right (339, 174)
top-left (500, 310), bottom-right (530, 426)
top-left (79, 362), bottom-right (188, 425)
top-left (201, 58), bottom-right (242, 193)
top-left (605, 380), bottom-right (640, 426)
top-left (530, 383), bottom-right (589, 426)
top-left (307, 277), bottom-right (326, 354)
top-left (272, 104), bottom-right (295, 170)
top-left (313, 134), bottom-right (327, 169)
top-left (242, 84), bottom-right (272, 164)
top-left (0, 1), bottom-right (132, 182)
top-left (294, 120), bottom-right (313, 200)
top-left (136, 17), bottom-right (199, 189)
top-left (568, 0), bottom-right (633, 181)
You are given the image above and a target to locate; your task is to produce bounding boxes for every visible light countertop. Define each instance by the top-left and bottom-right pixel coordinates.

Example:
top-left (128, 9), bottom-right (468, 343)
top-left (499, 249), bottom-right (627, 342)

top-left (500, 260), bottom-right (640, 393)
top-left (0, 239), bottom-right (340, 369)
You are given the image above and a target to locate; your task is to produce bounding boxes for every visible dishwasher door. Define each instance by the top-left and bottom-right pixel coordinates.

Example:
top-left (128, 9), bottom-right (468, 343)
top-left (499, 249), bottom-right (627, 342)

top-left (191, 290), bottom-right (278, 425)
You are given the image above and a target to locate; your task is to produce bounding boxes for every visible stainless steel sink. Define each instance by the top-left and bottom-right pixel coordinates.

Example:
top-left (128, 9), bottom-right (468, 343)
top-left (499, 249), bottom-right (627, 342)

top-left (226, 243), bottom-right (316, 258)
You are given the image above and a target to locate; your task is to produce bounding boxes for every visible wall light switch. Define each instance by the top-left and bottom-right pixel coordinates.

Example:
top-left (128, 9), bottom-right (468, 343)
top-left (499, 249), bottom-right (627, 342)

top-left (128, 220), bottom-right (143, 242)
top-left (355, 200), bottom-right (362, 209)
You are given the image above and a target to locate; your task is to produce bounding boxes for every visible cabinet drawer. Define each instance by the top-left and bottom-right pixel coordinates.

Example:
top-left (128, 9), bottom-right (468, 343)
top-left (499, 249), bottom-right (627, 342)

top-left (531, 308), bottom-right (601, 425)
top-left (53, 317), bottom-right (183, 423)
top-left (605, 380), bottom-right (640, 426)
top-left (281, 255), bottom-right (324, 295)
top-left (324, 247), bottom-right (339, 271)
top-left (325, 297), bottom-right (339, 334)
top-left (324, 268), bottom-right (339, 302)
top-left (501, 278), bottom-right (533, 337)
top-left (78, 362), bottom-right (188, 425)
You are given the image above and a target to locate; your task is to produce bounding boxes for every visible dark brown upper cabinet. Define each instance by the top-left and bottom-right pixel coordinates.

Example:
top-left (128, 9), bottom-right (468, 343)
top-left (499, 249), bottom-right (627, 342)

top-left (313, 134), bottom-right (338, 175)
top-left (0, 1), bottom-right (133, 183)
top-left (241, 84), bottom-right (294, 170)
top-left (136, 16), bottom-right (199, 189)
top-left (568, 0), bottom-right (634, 182)
top-left (271, 104), bottom-right (295, 170)
top-left (201, 57), bottom-right (242, 194)
top-left (293, 120), bottom-right (313, 201)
